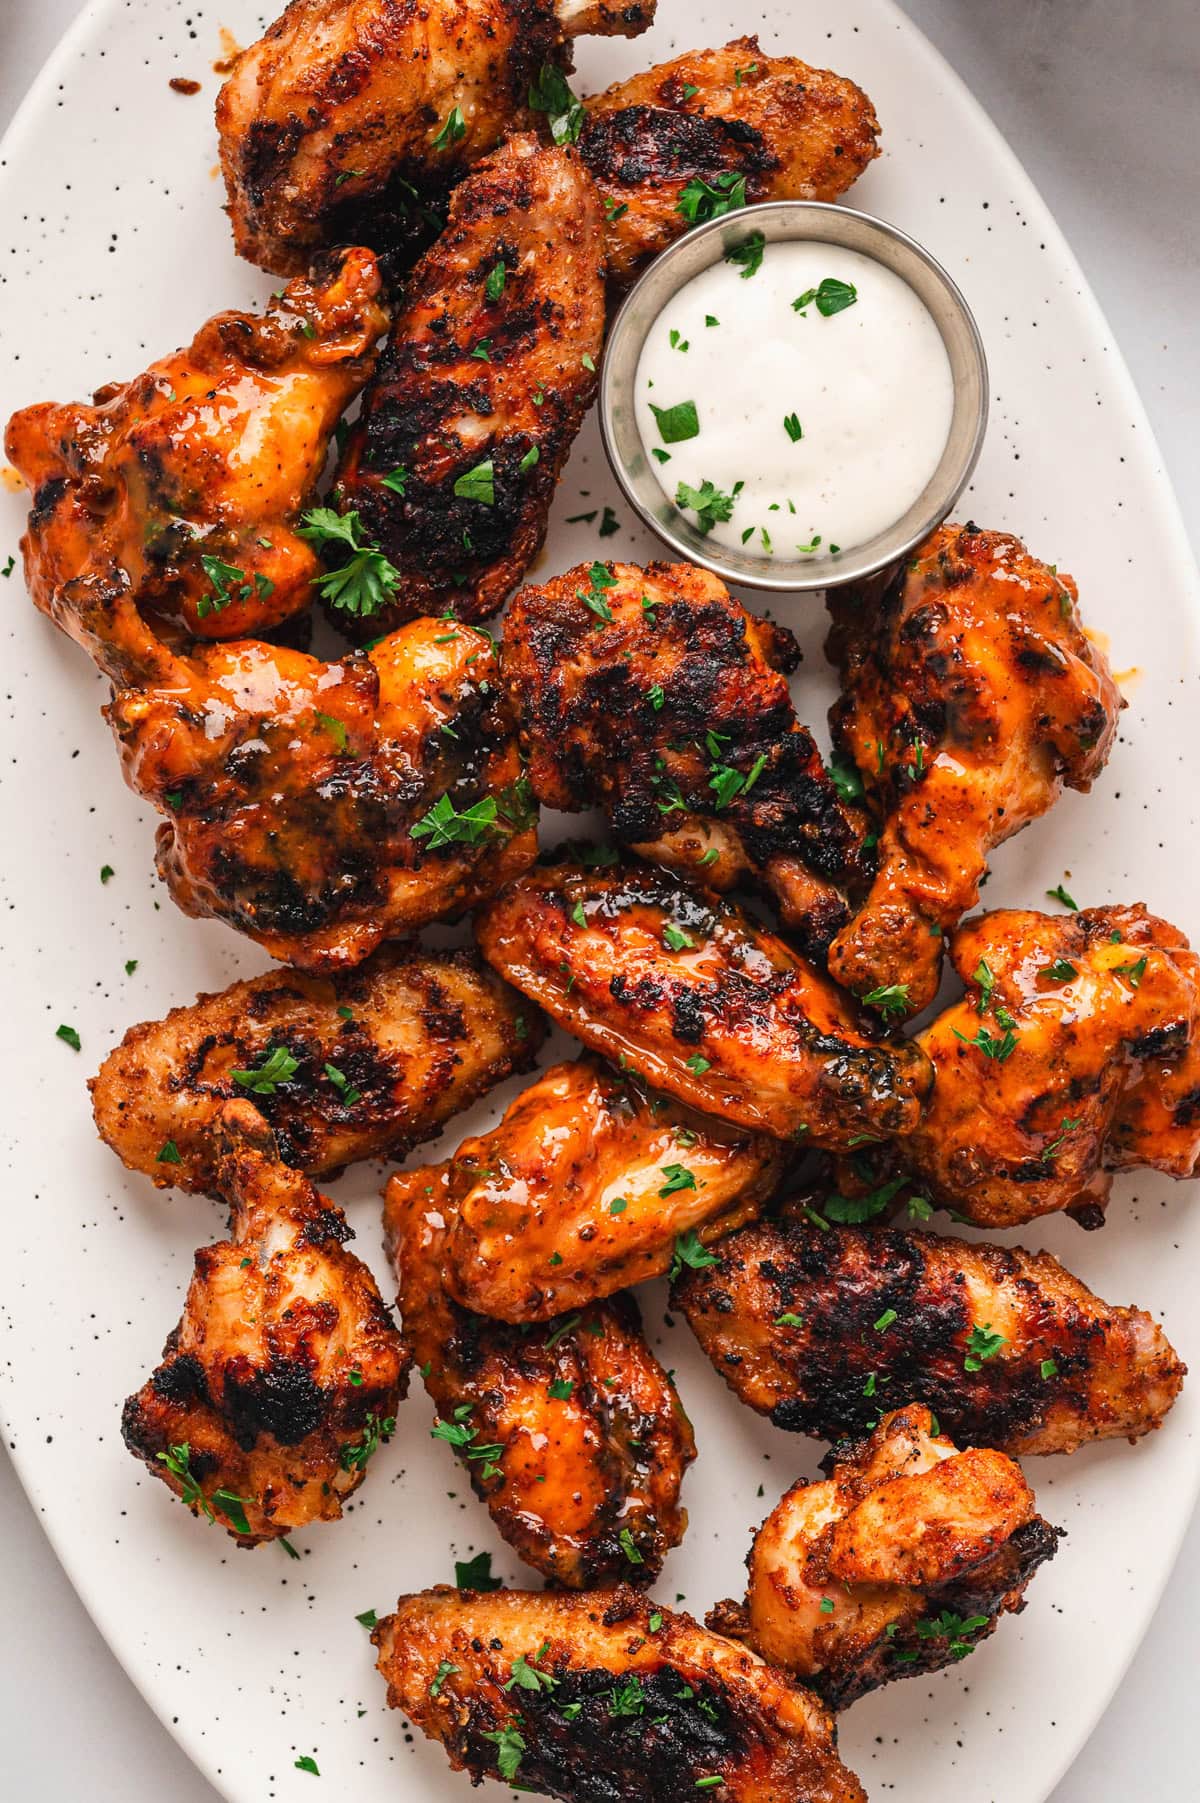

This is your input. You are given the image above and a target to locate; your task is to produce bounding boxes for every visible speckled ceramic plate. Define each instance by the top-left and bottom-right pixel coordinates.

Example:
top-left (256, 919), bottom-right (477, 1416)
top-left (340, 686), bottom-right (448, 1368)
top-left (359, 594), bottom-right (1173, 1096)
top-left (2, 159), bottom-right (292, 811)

top-left (1, 3), bottom-right (1197, 1801)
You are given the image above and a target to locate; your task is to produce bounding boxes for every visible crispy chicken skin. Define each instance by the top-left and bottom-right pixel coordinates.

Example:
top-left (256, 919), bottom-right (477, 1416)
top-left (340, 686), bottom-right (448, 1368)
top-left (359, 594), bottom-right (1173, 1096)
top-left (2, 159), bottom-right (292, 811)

top-left (57, 569), bottom-right (536, 967)
top-left (674, 1217), bottom-right (1185, 1456)
top-left (384, 1165), bottom-right (693, 1585)
top-left (476, 858), bottom-right (933, 1145)
top-left (217, 0), bottom-right (653, 276)
top-left (5, 249), bottom-right (386, 644)
top-left (501, 562), bottom-right (869, 955)
top-left (91, 946), bottom-right (542, 1195)
top-left (826, 522), bottom-right (1123, 1017)
top-left (403, 1055), bottom-right (784, 1323)
top-left (335, 137), bottom-right (606, 632)
top-left (122, 1102), bottom-right (406, 1546)
top-left (907, 905), bottom-right (1200, 1228)
top-left (373, 1586), bottom-right (867, 1803)
top-left (583, 38), bottom-right (881, 288)
top-left (710, 1407), bottom-right (1060, 1708)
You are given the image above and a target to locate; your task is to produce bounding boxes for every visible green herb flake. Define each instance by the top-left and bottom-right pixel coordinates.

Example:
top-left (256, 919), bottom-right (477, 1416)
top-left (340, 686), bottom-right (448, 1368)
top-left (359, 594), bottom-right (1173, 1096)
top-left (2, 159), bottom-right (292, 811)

top-left (528, 63), bottom-right (584, 144)
top-left (676, 171), bottom-right (747, 224)
top-left (725, 231), bottom-right (766, 279)
top-left (1046, 883), bottom-right (1079, 910)
top-left (964, 1323), bottom-right (1006, 1373)
top-left (294, 1755), bottom-right (320, 1776)
top-left (156, 1140), bottom-right (182, 1165)
top-left (792, 276), bottom-right (859, 318)
top-left (432, 105), bottom-right (466, 150)
top-left (56, 1023), bottom-right (82, 1052)
top-left (232, 1043), bottom-right (299, 1094)
top-left (650, 399), bottom-right (700, 444)
top-left (297, 508), bottom-right (401, 618)
top-left (455, 1550), bottom-right (502, 1591)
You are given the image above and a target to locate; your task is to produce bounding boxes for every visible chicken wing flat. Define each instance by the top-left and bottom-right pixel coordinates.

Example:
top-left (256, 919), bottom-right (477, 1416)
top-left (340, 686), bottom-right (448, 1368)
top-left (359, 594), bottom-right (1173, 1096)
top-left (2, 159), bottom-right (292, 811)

top-left (501, 561), bottom-right (868, 955)
top-left (582, 38), bottom-right (881, 287)
top-left (385, 1164), bottom-right (693, 1585)
top-left (60, 569), bottom-right (536, 967)
top-left (373, 1586), bottom-right (866, 1803)
top-left (92, 946), bottom-right (541, 1195)
top-left (334, 136), bottom-right (606, 632)
top-left (217, 0), bottom-right (653, 276)
top-left (905, 904), bottom-right (1200, 1228)
top-left (825, 522), bottom-right (1123, 1018)
top-left (476, 858), bottom-right (932, 1145)
top-left (674, 1217), bottom-right (1184, 1455)
top-left (710, 1406), bottom-right (1060, 1709)
top-left (5, 249), bottom-right (386, 645)
top-left (403, 1055), bottom-right (784, 1323)
top-left (122, 1102), bottom-right (406, 1546)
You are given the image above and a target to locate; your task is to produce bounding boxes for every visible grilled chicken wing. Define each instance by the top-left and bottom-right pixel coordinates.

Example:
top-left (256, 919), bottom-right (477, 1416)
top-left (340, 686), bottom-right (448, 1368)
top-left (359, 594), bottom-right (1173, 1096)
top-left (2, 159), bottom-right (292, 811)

top-left (582, 38), bottom-right (881, 287)
top-left (122, 1102), bottom-right (406, 1546)
top-left (501, 562), bottom-right (869, 955)
top-left (217, 0), bottom-right (653, 276)
top-left (5, 249), bottom-right (386, 645)
top-left (674, 1216), bottom-right (1184, 1455)
top-left (373, 1586), bottom-right (867, 1803)
top-left (92, 946), bottom-right (541, 1195)
top-left (825, 523), bottom-right (1123, 1018)
top-left (476, 858), bottom-right (932, 1145)
top-left (710, 1406), bottom-right (1060, 1708)
top-left (905, 904), bottom-right (1200, 1228)
top-left (51, 566), bottom-right (536, 967)
top-left (334, 136), bottom-right (605, 632)
top-left (403, 1055), bottom-right (784, 1323)
top-left (385, 1163), bottom-right (693, 1585)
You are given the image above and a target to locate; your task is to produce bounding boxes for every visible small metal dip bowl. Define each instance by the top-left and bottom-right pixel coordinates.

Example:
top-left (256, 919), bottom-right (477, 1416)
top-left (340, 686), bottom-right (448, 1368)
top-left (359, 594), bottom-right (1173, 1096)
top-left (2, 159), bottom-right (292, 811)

top-left (598, 200), bottom-right (988, 593)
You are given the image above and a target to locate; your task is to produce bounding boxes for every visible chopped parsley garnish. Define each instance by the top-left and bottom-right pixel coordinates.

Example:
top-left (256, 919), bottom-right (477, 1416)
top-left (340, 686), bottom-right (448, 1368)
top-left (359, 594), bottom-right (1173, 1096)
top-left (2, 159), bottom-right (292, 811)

top-left (547, 1378), bottom-right (574, 1401)
top-left (598, 505), bottom-right (620, 537)
top-left (56, 1023), bottom-right (81, 1052)
top-left (431, 105), bottom-right (466, 149)
top-left (431, 1403), bottom-right (505, 1479)
top-left (1040, 1358), bottom-right (1059, 1380)
top-left (294, 1755), bottom-right (320, 1776)
top-left (231, 1043), bottom-right (299, 1093)
top-left (676, 171), bottom-right (747, 224)
top-left (972, 958), bottom-right (997, 1014)
top-left (669, 1229), bottom-right (719, 1283)
top-left (609, 1196), bottom-right (628, 1215)
top-left (874, 1308), bottom-right (898, 1333)
top-left (775, 1312), bottom-right (804, 1328)
top-left (1041, 958), bottom-right (1078, 982)
top-left (316, 711), bottom-right (348, 752)
top-left (676, 477), bottom-right (741, 535)
top-left (324, 1062), bottom-right (362, 1106)
top-left (952, 1023), bottom-right (1018, 1063)
top-left (505, 1648), bottom-right (559, 1694)
top-left (618, 1526), bottom-right (644, 1565)
top-left (298, 508), bottom-right (401, 617)
top-left (964, 1323), bottom-right (1006, 1372)
top-left (156, 1140), bottom-right (182, 1165)
top-left (1114, 955), bottom-right (1148, 988)
top-left (455, 1550), bottom-right (502, 1591)
top-left (411, 792), bottom-right (498, 849)
top-left (528, 63), bottom-right (584, 144)
top-left (543, 1314), bottom-right (582, 1352)
top-left (429, 1659), bottom-right (459, 1696)
top-left (663, 923), bottom-right (695, 951)
top-left (648, 683), bottom-right (665, 710)
top-left (685, 1054), bottom-right (711, 1074)
top-left (823, 1174), bottom-right (908, 1224)
top-left (819, 1597), bottom-right (835, 1614)
top-left (861, 983), bottom-right (909, 1019)
top-left (124, 959), bottom-right (138, 975)
top-left (355, 1608), bottom-right (378, 1629)
top-left (792, 277), bottom-right (859, 318)
top-left (783, 412), bottom-right (803, 442)
top-left (659, 1163), bottom-right (697, 1196)
top-left (380, 465), bottom-right (408, 494)
top-left (485, 261), bottom-right (507, 301)
top-left (1046, 883), bottom-right (1079, 910)
top-left (826, 758), bottom-right (864, 803)
top-left (482, 1724), bottom-right (526, 1783)
top-left (796, 534), bottom-right (822, 553)
top-left (453, 459), bottom-right (495, 505)
top-left (470, 338), bottom-right (492, 363)
top-left (725, 231), bottom-right (766, 279)
top-left (650, 399), bottom-right (700, 444)
top-left (519, 446), bottom-right (540, 474)
top-left (577, 559), bottom-right (618, 624)
top-left (339, 1409), bottom-right (395, 1472)
top-left (609, 1674), bottom-right (646, 1717)
top-left (914, 1610), bottom-right (990, 1659)
top-left (1040, 1116), bottom-right (1081, 1163)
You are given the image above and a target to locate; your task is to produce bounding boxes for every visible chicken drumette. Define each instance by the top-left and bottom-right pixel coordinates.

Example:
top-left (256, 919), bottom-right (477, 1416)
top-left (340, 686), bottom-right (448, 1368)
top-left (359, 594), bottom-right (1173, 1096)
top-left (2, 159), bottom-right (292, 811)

top-left (674, 1216), bottom-right (1184, 1455)
top-left (476, 857), bottom-right (932, 1145)
top-left (92, 946), bottom-right (542, 1195)
top-left (905, 903), bottom-right (1200, 1228)
top-left (582, 37), bottom-right (881, 287)
top-left (826, 522), bottom-right (1123, 1018)
top-left (501, 561), bottom-right (869, 955)
top-left (373, 1586), bottom-right (867, 1803)
top-left (710, 1406), bottom-right (1060, 1708)
top-left (5, 249), bottom-right (387, 644)
top-left (402, 1055), bottom-right (785, 1323)
top-left (385, 1163), bottom-right (694, 1586)
top-left (122, 1103), bottom-right (406, 1546)
top-left (334, 136), bottom-right (606, 631)
top-left (217, 0), bottom-right (654, 276)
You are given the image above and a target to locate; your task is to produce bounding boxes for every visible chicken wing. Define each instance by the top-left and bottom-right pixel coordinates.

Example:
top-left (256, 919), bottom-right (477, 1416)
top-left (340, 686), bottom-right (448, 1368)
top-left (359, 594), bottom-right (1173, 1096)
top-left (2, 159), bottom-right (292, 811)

top-left (385, 1163), bottom-right (693, 1586)
top-left (905, 904), bottom-right (1200, 1228)
top-left (5, 249), bottom-right (386, 645)
top-left (501, 561), bottom-right (869, 955)
top-left (674, 1216), bottom-right (1184, 1455)
top-left (825, 522), bottom-right (1123, 1017)
top-left (334, 136), bottom-right (606, 632)
top-left (373, 1586), bottom-right (867, 1803)
top-left (709, 1406), bottom-right (1060, 1708)
top-left (402, 1054), bottom-right (784, 1323)
top-left (217, 0), bottom-right (654, 276)
top-left (476, 857), bottom-right (932, 1145)
top-left (92, 946), bottom-right (542, 1195)
top-left (122, 1102), bottom-right (406, 1546)
top-left (582, 38), bottom-right (881, 287)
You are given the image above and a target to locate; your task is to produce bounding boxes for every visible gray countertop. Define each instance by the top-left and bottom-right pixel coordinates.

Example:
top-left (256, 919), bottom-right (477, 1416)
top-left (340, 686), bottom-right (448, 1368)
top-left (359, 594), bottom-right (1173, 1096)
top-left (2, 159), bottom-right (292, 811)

top-left (1, 1), bottom-right (1196, 1796)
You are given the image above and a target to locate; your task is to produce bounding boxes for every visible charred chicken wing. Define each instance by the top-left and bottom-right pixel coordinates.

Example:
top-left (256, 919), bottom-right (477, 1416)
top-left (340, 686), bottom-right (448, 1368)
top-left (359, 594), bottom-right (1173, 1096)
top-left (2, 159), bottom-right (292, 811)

top-left (826, 522), bottom-right (1123, 1017)
top-left (335, 136), bottom-right (606, 632)
top-left (710, 1406), bottom-right (1060, 1708)
top-left (906, 904), bottom-right (1200, 1228)
top-left (122, 1102), bottom-right (406, 1546)
top-left (582, 38), bottom-right (881, 287)
top-left (385, 1163), bottom-right (693, 1586)
top-left (476, 858), bottom-right (932, 1145)
top-left (217, 0), bottom-right (653, 276)
top-left (92, 946), bottom-right (542, 1195)
top-left (403, 1055), bottom-right (784, 1323)
top-left (373, 1586), bottom-right (867, 1803)
top-left (501, 561), bottom-right (868, 954)
top-left (674, 1217), bottom-right (1184, 1455)
top-left (5, 249), bottom-right (387, 644)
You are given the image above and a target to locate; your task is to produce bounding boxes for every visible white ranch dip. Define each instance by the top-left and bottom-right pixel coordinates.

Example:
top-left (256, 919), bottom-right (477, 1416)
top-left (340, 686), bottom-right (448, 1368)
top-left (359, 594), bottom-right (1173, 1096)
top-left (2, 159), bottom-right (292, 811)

top-left (635, 237), bottom-right (954, 560)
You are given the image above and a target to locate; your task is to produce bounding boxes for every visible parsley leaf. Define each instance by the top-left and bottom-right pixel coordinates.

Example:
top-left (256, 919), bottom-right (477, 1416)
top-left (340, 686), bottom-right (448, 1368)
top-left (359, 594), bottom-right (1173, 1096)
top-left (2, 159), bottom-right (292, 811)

top-left (676, 171), bottom-right (747, 224)
top-left (298, 508), bottom-right (400, 618)
top-left (411, 793), bottom-right (498, 849)
top-left (792, 276), bottom-right (858, 318)
top-left (528, 63), bottom-right (584, 144)
top-left (455, 1550), bottom-right (501, 1591)
top-left (432, 106), bottom-right (466, 150)
top-left (483, 1724), bottom-right (526, 1783)
top-left (823, 1174), bottom-right (908, 1224)
top-left (964, 1323), bottom-right (1006, 1372)
top-left (453, 459), bottom-right (495, 506)
top-left (231, 1043), bottom-right (299, 1094)
top-left (676, 477), bottom-right (740, 534)
top-left (650, 399), bottom-right (700, 444)
top-left (861, 983), bottom-right (909, 1019)
top-left (669, 1229), bottom-right (719, 1282)
top-left (725, 231), bottom-right (766, 279)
